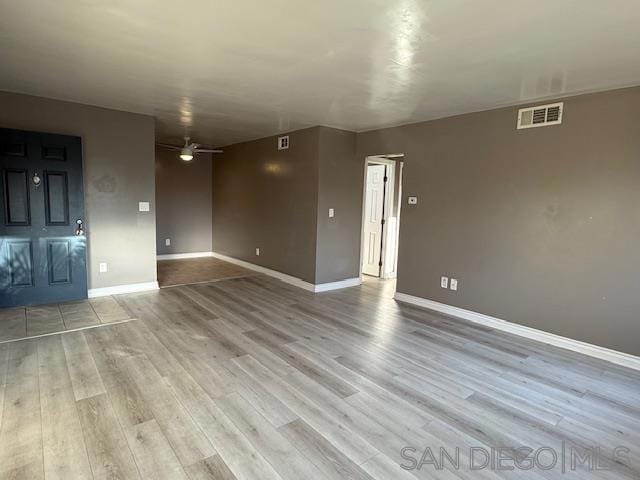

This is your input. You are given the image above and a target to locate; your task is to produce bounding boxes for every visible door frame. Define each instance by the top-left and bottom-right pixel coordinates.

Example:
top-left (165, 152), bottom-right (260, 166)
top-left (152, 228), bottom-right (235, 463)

top-left (359, 154), bottom-right (404, 280)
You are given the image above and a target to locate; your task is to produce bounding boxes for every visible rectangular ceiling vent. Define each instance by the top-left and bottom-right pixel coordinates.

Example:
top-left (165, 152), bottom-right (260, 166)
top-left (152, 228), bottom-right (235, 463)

top-left (517, 102), bottom-right (563, 130)
top-left (277, 135), bottom-right (289, 150)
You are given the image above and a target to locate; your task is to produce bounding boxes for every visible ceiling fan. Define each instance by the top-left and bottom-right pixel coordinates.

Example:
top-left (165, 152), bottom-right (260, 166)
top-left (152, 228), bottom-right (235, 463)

top-left (156, 136), bottom-right (223, 161)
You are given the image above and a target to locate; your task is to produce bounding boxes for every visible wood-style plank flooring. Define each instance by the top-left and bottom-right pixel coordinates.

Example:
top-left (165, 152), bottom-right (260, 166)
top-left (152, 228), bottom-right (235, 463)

top-left (0, 275), bottom-right (638, 479)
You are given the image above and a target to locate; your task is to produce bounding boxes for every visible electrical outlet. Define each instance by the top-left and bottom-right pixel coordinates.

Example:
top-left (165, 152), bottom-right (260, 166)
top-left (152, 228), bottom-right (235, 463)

top-left (450, 278), bottom-right (458, 291)
top-left (440, 276), bottom-right (448, 288)
top-left (329, 208), bottom-right (335, 218)
top-left (165, 238), bottom-right (171, 246)
top-left (99, 262), bottom-right (108, 273)
top-left (256, 247), bottom-right (260, 256)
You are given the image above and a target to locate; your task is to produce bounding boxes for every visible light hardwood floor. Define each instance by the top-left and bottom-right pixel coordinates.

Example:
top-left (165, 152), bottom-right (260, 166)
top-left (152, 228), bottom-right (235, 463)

top-left (0, 275), bottom-right (638, 479)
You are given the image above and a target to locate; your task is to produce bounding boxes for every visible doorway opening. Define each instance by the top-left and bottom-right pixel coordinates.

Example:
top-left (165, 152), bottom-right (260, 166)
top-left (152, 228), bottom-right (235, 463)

top-left (360, 154), bottom-right (404, 283)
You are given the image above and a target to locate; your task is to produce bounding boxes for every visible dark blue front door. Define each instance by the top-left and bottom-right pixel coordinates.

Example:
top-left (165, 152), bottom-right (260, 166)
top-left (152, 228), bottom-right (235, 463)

top-left (0, 128), bottom-right (87, 307)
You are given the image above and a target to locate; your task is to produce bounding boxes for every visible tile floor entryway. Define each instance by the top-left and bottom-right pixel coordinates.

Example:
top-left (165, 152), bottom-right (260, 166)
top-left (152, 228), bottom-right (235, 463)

top-left (0, 296), bottom-right (133, 342)
top-left (1, 257), bottom-right (254, 343)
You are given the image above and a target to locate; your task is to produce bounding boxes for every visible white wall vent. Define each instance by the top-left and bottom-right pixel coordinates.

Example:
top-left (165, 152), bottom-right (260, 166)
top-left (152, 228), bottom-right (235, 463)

top-left (517, 102), bottom-right (563, 129)
top-left (277, 135), bottom-right (289, 150)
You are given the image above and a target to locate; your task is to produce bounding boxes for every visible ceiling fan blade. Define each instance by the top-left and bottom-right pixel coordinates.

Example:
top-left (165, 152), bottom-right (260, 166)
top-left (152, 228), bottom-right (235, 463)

top-left (194, 149), bottom-right (224, 153)
top-left (156, 143), bottom-right (182, 151)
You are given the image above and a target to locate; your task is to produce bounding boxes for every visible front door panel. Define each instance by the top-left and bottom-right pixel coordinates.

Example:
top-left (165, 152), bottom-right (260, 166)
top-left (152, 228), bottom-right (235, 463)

top-left (4, 168), bottom-right (30, 225)
top-left (0, 128), bottom-right (87, 307)
top-left (8, 240), bottom-right (34, 287)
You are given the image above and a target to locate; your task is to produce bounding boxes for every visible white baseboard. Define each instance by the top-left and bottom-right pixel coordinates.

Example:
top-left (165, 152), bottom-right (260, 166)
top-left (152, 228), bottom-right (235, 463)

top-left (211, 251), bottom-right (361, 293)
top-left (88, 281), bottom-right (159, 298)
top-left (157, 251), bottom-right (214, 260)
top-left (314, 277), bottom-right (362, 292)
top-left (394, 292), bottom-right (640, 372)
top-left (211, 252), bottom-right (315, 290)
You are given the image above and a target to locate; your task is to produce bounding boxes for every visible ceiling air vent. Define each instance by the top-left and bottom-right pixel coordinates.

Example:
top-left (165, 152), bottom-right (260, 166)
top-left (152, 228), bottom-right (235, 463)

top-left (517, 102), bottom-right (563, 129)
top-left (277, 135), bottom-right (289, 150)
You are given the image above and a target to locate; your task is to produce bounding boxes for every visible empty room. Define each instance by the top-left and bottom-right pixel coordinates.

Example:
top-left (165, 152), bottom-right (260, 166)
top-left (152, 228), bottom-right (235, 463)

top-left (0, 1), bottom-right (639, 479)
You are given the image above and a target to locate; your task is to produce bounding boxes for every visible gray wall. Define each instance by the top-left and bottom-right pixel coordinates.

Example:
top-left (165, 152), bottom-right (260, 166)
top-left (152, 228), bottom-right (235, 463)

top-left (357, 86), bottom-right (640, 356)
top-left (156, 148), bottom-right (212, 255)
top-left (315, 127), bottom-right (361, 284)
top-left (212, 126), bottom-right (363, 285)
top-left (0, 91), bottom-right (157, 290)
top-left (212, 127), bottom-right (319, 283)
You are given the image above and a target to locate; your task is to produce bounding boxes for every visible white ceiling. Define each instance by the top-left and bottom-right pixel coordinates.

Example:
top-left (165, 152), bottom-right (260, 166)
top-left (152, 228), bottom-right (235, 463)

top-left (1, 0), bottom-right (639, 146)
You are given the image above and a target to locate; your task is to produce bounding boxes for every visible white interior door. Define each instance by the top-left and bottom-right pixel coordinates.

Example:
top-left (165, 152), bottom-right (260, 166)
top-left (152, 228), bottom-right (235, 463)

top-left (362, 164), bottom-right (386, 276)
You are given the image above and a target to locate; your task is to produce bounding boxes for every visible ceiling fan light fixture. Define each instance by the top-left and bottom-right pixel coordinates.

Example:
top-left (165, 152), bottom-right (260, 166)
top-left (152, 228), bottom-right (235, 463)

top-left (156, 136), bottom-right (222, 160)
top-left (180, 147), bottom-right (193, 161)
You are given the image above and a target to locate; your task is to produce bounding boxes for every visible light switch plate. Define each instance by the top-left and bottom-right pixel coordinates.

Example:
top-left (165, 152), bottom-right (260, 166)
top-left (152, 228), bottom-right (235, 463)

top-left (256, 247), bottom-right (260, 256)
top-left (450, 278), bottom-right (458, 291)
top-left (138, 201), bottom-right (150, 212)
top-left (165, 238), bottom-right (171, 246)
top-left (440, 276), bottom-right (448, 288)
top-left (329, 208), bottom-right (335, 218)
top-left (99, 262), bottom-right (108, 273)
top-left (408, 196), bottom-right (418, 205)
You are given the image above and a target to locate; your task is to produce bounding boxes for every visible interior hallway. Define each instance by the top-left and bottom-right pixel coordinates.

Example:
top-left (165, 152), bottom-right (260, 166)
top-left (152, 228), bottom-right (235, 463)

top-left (0, 275), bottom-right (638, 479)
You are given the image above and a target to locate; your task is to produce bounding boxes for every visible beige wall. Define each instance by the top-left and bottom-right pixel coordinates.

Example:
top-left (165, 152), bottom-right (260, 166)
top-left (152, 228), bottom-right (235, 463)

top-left (156, 149), bottom-right (212, 255)
top-left (0, 91), bottom-right (157, 290)
top-left (212, 127), bottom-right (319, 283)
top-left (357, 86), bottom-right (640, 356)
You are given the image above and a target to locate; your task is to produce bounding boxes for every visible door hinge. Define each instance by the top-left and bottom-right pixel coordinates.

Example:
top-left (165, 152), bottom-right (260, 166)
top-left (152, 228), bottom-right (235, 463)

top-left (383, 176), bottom-right (388, 182)
top-left (378, 260), bottom-right (383, 267)
top-left (381, 219), bottom-right (385, 225)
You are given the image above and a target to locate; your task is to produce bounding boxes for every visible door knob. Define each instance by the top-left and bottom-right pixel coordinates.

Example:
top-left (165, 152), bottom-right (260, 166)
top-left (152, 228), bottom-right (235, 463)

top-left (75, 219), bottom-right (84, 236)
